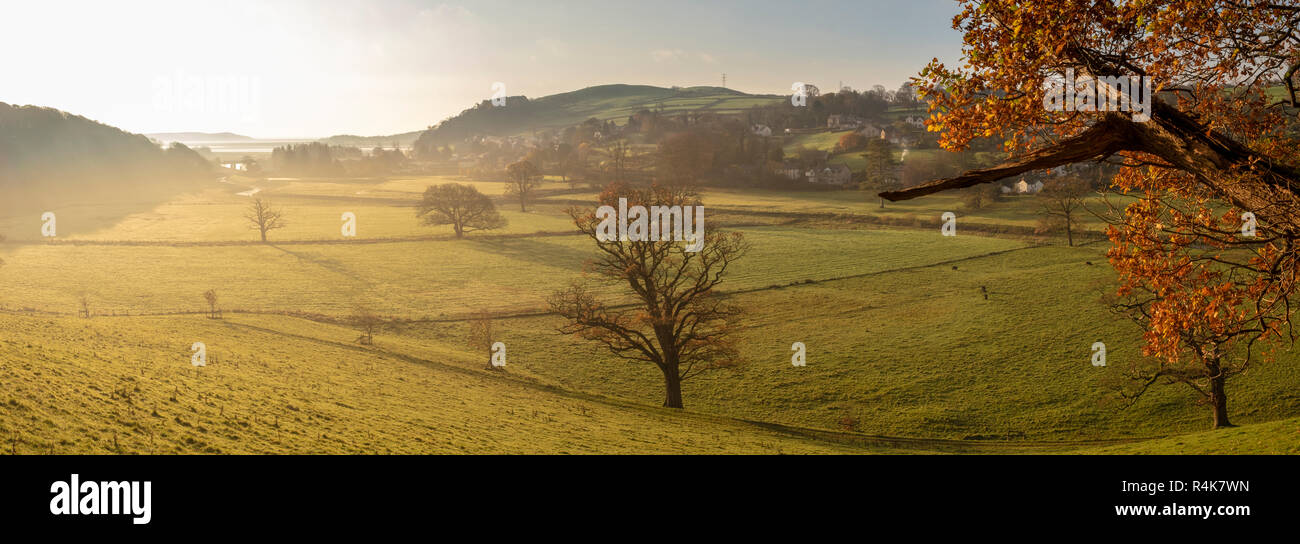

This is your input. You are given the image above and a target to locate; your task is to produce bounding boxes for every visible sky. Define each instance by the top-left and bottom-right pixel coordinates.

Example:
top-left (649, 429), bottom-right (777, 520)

top-left (0, 0), bottom-right (965, 138)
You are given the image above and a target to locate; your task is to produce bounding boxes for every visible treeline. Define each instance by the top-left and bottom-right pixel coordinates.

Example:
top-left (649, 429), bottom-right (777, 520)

top-left (746, 84), bottom-right (919, 133)
top-left (269, 143), bottom-right (410, 177)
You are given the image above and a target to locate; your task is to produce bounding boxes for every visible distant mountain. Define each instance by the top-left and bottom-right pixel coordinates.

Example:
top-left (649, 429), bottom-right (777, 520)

top-left (318, 131), bottom-right (424, 148)
top-left (412, 84), bottom-right (783, 148)
top-left (145, 131), bottom-right (254, 143)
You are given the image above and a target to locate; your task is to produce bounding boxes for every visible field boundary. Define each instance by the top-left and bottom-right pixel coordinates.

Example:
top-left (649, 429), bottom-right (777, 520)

top-left (200, 314), bottom-right (1163, 453)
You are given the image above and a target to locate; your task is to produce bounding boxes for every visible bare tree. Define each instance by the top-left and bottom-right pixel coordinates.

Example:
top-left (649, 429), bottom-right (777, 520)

top-left (607, 139), bottom-right (630, 183)
top-left (548, 183), bottom-right (749, 409)
top-left (467, 313), bottom-right (499, 370)
top-left (416, 183), bottom-right (507, 238)
top-left (203, 289), bottom-right (219, 319)
top-left (76, 292), bottom-right (91, 319)
top-left (1037, 176), bottom-right (1090, 246)
top-left (962, 183), bottom-right (1002, 210)
top-left (244, 198), bottom-right (286, 242)
top-left (350, 305), bottom-right (384, 346)
top-left (505, 160), bottom-right (542, 212)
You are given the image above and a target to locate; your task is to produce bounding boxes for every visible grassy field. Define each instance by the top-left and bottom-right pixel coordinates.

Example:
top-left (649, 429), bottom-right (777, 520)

top-left (0, 312), bottom-right (884, 454)
top-left (1, 174), bottom-right (1297, 454)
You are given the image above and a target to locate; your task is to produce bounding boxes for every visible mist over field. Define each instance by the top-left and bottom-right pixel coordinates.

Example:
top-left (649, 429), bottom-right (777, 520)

top-left (2, 0), bottom-right (1299, 460)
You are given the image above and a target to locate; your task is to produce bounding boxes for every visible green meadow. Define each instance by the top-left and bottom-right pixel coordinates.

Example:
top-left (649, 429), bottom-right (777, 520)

top-left (2, 174), bottom-right (1298, 454)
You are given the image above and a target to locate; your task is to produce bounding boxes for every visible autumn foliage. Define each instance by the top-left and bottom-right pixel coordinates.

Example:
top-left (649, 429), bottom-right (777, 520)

top-left (909, 0), bottom-right (1300, 427)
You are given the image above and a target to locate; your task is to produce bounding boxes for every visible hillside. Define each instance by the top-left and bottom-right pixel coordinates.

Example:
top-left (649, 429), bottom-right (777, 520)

top-left (0, 103), bottom-right (213, 217)
top-left (412, 84), bottom-right (783, 148)
top-left (0, 311), bottom-right (880, 454)
top-left (1, 172), bottom-right (1297, 453)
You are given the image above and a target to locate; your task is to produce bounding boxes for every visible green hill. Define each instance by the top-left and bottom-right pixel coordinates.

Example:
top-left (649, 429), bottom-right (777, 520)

top-left (412, 84), bottom-right (783, 148)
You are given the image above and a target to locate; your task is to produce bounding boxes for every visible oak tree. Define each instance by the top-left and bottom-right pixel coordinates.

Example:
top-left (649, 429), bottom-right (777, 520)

top-left (884, 0), bottom-right (1300, 428)
top-left (416, 183), bottom-right (507, 238)
top-left (549, 183), bottom-right (748, 409)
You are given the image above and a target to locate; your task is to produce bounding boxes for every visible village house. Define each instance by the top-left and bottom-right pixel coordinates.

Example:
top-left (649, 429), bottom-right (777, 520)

top-left (807, 163), bottom-right (853, 186)
top-left (827, 114), bottom-right (867, 130)
top-left (1003, 178), bottom-right (1045, 194)
top-left (751, 124), bottom-right (772, 137)
top-left (777, 161), bottom-right (804, 180)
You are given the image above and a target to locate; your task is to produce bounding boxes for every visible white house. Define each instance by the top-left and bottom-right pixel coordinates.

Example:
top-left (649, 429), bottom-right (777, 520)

top-left (751, 124), bottom-right (773, 137)
top-left (1013, 179), bottom-right (1045, 194)
top-left (777, 162), bottom-right (803, 180)
top-left (808, 164), bottom-right (853, 185)
top-left (827, 114), bottom-right (867, 129)
top-left (902, 115), bottom-right (926, 128)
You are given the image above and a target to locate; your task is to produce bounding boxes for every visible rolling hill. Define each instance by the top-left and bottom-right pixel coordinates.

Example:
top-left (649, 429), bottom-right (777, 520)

top-left (412, 84), bottom-right (783, 148)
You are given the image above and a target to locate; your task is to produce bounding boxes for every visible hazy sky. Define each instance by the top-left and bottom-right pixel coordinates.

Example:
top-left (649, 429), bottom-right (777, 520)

top-left (0, 0), bottom-right (964, 138)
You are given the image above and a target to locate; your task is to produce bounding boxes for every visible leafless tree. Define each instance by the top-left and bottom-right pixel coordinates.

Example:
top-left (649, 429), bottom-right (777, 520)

top-left (505, 160), bottom-right (542, 212)
top-left (1037, 176), bottom-right (1090, 246)
top-left (350, 305), bottom-right (384, 346)
top-left (548, 183), bottom-right (749, 409)
top-left (467, 313), bottom-right (499, 370)
top-left (77, 292), bottom-right (91, 318)
top-left (244, 198), bottom-right (286, 242)
top-left (203, 289), bottom-right (219, 319)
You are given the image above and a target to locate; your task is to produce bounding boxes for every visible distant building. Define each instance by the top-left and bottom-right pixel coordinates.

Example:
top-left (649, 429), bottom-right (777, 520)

top-left (808, 164), bottom-right (853, 185)
top-left (751, 124), bottom-right (773, 137)
top-left (827, 114), bottom-right (867, 130)
top-left (1013, 178), bottom-right (1045, 194)
top-left (777, 162), bottom-right (803, 180)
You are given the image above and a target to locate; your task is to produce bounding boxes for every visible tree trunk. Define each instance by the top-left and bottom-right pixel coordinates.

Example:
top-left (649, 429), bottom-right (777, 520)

top-left (661, 365), bottom-right (684, 409)
top-left (1208, 362), bottom-right (1233, 429)
top-left (1066, 219), bottom-right (1074, 247)
top-left (260, 229), bottom-right (267, 242)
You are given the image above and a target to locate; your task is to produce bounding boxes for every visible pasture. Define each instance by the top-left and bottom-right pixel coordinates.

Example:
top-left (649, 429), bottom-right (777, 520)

top-left (1, 174), bottom-right (1297, 453)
